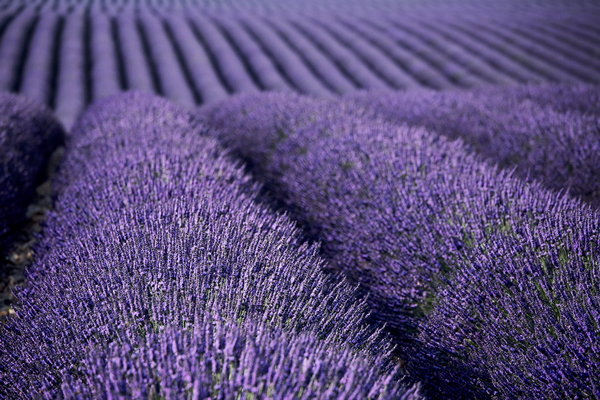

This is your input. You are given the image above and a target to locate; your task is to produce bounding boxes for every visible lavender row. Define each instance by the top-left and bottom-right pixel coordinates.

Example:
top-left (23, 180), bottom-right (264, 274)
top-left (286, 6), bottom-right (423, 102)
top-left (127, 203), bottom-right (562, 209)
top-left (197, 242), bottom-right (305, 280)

top-left (19, 12), bottom-right (58, 104)
top-left (3, 0), bottom-right (599, 13)
top-left (502, 16), bottom-right (600, 73)
top-left (311, 15), bottom-right (422, 90)
top-left (163, 13), bottom-right (229, 103)
top-left (461, 14), bottom-right (600, 82)
top-left (137, 11), bottom-right (197, 106)
top-left (53, 12), bottom-right (86, 128)
top-left (0, 92), bottom-right (64, 255)
top-left (0, 92), bottom-right (418, 399)
top-left (114, 13), bottom-right (155, 93)
top-left (213, 15), bottom-right (291, 92)
top-left (89, 13), bottom-right (121, 102)
top-left (1, 10), bottom-right (599, 128)
top-left (290, 16), bottom-right (388, 90)
top-left (0, 10), bottom-right (37, 91)
top-left (393, 16), bottom-right (542, 85)
top-left (444, 17), bottom-right (577, 83)
top-left (357, 16), bottom-right (485, 88)
top-left (350, 84), bottom-right (600, 206)
top-left (202, 92), bottom-right (600, 399)
top-left (266, 17), bottom-right (357, 94)
top-left (186, 13), bottom-right (259, 94)
top-left (240, 14), bottom-right (332, 97)
top-left (336, 16), bottom-right (454, 90)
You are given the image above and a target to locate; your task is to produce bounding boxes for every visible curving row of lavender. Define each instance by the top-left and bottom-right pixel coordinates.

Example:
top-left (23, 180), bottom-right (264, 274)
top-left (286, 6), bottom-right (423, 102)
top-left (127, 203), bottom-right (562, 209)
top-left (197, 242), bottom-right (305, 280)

top-left (0, 92), bottom-right (64, 255)
top-left (349, 83), bottom-right (600, 207)
top-left (3, 0), bottom-right (599, 13)
top-left (202, 92), bottom-right (600, 399)
top-left (1, 9), bottom-right (599, 126)
top-left (0, 92), bottom-right (420, 399)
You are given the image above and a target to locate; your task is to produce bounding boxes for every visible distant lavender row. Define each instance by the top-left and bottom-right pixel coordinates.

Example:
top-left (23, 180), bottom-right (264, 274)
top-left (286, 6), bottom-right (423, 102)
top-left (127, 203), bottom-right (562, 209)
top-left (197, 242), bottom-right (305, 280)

top-left (350, 83), bottom-right (600, 207)
top-left (0, 92), bottom-right (64, 254)
top-left (495, 82), bottom-right (600, 114)
top-left (202, 92), bottom-right (600, 399)
top-left (0, 93), bottom-right (419, 399)
top-left (1, 10), bottom-right (599, 127)
top-left (3, 0), bottom-right (598, 13)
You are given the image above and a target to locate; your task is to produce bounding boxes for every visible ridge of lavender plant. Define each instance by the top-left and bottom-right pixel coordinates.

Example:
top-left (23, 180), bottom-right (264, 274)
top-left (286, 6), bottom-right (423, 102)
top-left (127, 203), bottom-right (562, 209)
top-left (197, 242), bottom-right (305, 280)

top-left (0, 92), bottom-right (65, 256)
top-left (0, 146), bottom-right (63, 319)
top-left (349, 83), bottom-right (600, 207)
top-left (201, 92), bottom-right (600, 399)
top-left (62, 312), bottom-right (421, 399)
top-left (0, 92), bottom-right (419, 399)
top-left (494, 82), bottom-right (600, 114)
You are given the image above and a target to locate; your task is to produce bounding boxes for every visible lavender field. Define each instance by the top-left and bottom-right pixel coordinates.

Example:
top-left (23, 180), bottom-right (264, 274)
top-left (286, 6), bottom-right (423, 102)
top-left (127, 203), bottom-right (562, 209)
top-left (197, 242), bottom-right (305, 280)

top-left (0, 0), bottom-right (599, 399)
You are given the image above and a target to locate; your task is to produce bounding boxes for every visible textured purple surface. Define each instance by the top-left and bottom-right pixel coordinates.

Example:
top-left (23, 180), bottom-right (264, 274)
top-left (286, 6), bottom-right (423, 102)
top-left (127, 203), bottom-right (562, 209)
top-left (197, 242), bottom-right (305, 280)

top-left (1, 1), bottom-right (599, 398)
top-left (1, 7), bottom-right (599, 127)
top-left (202, 92), bottom-right (600, 398)
top-left (0, 93), bottom-right (419, 399)
top-left (350, 83), bottom-right (600, 207)
top-left (0, 92), bottom-right (64, 253)
top-left (62, 315), bottom-right (418, 399)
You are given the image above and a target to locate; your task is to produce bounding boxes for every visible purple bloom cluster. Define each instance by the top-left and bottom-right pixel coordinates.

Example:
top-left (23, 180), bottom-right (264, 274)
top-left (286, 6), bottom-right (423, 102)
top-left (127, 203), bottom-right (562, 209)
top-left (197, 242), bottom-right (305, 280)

top-left (202, 92), bottom-right (600, 398)
top-left (496, 82), bottom-right (600, 114)
top-left (350, 83), bottom-right (600, 206)
top-left (0, 92), bottom-right (419, 399)
top-left (417, 200), bottom-right (600, 399)
top-left (0, 92), bottom-right (64, 254)
top-left (61, 314), bottom-right (416, 399)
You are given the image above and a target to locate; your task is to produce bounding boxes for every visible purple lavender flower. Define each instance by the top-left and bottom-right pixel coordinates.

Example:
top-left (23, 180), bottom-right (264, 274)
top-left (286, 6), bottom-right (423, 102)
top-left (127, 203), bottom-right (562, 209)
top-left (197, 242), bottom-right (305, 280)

top-left (202, 91), bottom-right (600, 398)
top-left (0, 92), bottom-right (419, 399)
top-left (62, 313), bottom-right (422, 399)
top-left (350, 84), bottom-right (600, 206)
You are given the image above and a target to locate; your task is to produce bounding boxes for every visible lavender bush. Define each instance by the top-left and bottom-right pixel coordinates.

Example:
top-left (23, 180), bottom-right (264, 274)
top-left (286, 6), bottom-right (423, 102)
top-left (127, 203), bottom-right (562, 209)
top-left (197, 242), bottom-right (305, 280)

top-left (202, 92), bottom-right (600, 398)
top-left (417, 199), bottom-right (600, 398)
top-left (494, 82), bottom-right (600, 114)
top-left (0, 92), bottom-right (64, 255)
top-left (61, 313), bottom-right (418, 399)
top-left (0, 92), bottom-right (419, 399)
top-left (350, 84), bottom-right (600, 206)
